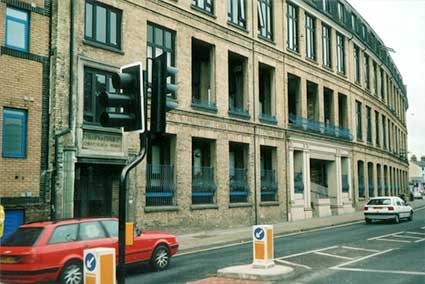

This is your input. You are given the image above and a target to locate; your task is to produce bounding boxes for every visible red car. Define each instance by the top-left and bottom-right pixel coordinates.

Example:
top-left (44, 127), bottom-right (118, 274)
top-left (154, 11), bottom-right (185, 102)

top-left (0, 218), bottom-right (178, 284)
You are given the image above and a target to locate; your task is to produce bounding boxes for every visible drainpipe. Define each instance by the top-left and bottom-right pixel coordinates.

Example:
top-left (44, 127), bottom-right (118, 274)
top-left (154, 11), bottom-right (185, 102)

top-left (52, 0), bottom-right (75, 220)
top-left (251, 1), bottom-right (258, 225)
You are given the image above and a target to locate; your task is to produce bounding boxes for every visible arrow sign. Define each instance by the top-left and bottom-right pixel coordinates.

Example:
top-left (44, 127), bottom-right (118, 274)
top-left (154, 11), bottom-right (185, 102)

top-left (254, 227), bottom-right (265, 241)
top-left (85, 252), bottom-right (96, 272)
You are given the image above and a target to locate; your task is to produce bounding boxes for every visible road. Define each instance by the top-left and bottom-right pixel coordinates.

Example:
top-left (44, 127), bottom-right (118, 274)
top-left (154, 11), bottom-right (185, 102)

top-left (126, 208), bottom-right (425, 284)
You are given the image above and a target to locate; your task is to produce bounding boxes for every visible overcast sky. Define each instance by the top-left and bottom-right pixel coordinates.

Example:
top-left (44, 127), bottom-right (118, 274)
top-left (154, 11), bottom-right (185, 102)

top-left (348, 0), bottom-right (425, 159)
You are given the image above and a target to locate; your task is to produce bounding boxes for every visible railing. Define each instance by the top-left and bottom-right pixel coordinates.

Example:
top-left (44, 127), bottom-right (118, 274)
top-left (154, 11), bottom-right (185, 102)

top-left (229, 105), bottom-right (250, 118)
top-left (288, 114), bottom-right (353, 141)
top-left (358, 176), bottom-right (365, 198)
top-left (259, 112), bottom-right (277, 124)
top-left (384, 185), bottom-right (389, 195)
top-left (377, 184), bottom-right (383, 195)
top-left (294, 172), bottom-right (304, 193)
top-left (192, 166), bottom-right (217, 204)
top-left (368, 183), bottom-right (374, 197)
top-left (261, 169), bottom-right (277, 201)
top-left (342, 175), bottom-right (349, 193)
top-left (311, 182), bottom-right (329, 199)
top-left (146, 164), bottom-right (175, 206)
top-left (192, 97), bottom-right (217, 111)
top-left (229, 168), bottom-right (249, 203)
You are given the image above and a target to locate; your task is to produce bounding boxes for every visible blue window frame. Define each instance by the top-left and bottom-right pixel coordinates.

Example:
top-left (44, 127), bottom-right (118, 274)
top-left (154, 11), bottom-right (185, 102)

top-left (5, 7), bottom-right (29, 52)
top-left (2, 108), bottom-right (27, 158)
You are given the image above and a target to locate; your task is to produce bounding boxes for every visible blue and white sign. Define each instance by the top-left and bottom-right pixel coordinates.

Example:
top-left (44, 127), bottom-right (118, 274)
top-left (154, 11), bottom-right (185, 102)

top-left (254, 227), bottom-right (265, 240)
top-left (85, 252), bottom-right (96, 272)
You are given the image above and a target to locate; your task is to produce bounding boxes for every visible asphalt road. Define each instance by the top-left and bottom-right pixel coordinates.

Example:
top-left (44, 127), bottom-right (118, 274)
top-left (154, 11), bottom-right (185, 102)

top-left (126, 208), bottom-right (425, 284)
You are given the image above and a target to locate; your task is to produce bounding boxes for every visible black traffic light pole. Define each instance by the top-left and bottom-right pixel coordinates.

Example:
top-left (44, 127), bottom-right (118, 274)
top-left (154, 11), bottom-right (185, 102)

top-left (117, 133), bottom-right (147, 284)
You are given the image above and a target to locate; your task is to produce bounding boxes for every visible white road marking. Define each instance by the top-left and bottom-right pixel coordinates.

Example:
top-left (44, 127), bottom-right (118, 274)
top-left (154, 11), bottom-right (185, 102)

top-left (341, 246), bottom-right (380, 252)
top-left (414, 238), bottom-right (425, 243)
top-left (391, 234), bottom-right (423, 240)
top-left (314, 251), bottom-right (354, 260)
top-left (277, 246), bottom-right (338, 260)
top-left (275, 259), bottom-right (312, 269)
top-left (368, 231), bottom-right (404, 241)
top-left (405, 231), bottom-right (425, 236)
top-left (330, 248), bottom-right (393, 269)
top-left (421, 226), bottom-right (425, 230)
top-left (378, 238), bottom-right (411, 243)
top-left (331, 267), bottom-right (425, 276)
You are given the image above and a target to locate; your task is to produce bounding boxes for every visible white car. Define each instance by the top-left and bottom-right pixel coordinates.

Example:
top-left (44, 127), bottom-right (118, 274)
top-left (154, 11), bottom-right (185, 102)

top-left (364, 196), bottom-right (413, 224)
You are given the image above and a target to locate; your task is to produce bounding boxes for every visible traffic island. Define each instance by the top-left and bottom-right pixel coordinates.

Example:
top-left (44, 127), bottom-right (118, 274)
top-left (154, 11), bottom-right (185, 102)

top-left (217, 264), bottom-right (294, 281)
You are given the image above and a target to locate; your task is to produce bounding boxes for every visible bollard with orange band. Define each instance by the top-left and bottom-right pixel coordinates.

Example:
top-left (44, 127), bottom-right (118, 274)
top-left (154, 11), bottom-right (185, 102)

top-left (84, 248), bottom-right (116, 284)
top-left (252, 225), bottom-right (274, 269)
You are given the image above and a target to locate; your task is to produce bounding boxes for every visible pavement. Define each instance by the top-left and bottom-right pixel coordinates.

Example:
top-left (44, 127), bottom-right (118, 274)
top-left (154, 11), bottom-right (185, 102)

top-left (176, 198), bottom-right (425, 255)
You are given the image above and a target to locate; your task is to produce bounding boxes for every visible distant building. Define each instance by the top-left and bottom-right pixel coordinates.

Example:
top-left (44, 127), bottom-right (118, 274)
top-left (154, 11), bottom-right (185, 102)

top-left (409, 155), bottom-right (425, 190)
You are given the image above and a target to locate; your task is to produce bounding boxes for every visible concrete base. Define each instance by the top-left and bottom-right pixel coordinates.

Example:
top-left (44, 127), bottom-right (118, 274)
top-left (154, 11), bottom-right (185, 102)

top-left (312, 198), bottom-right (332, 217)
top-left (217, 264), bottom-right (294, 281)
top-left (290, 198), bottom-right (307, 221)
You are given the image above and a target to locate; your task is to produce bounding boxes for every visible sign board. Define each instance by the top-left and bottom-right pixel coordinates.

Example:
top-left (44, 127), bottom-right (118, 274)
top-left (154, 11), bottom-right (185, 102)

top-left (84, 248), bottom-right (116, 284)
top-left (252, 225), bottom-right (274, 269)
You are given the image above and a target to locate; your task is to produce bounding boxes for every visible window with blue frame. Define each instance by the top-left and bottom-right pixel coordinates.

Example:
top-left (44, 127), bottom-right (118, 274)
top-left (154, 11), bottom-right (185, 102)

top-left (5, 7), bottom-right (29, 52)
top-left (2, 108), bottom-right (27, 158)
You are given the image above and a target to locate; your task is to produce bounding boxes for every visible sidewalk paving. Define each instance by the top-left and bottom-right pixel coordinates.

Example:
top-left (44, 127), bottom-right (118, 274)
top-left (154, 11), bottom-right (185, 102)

top-left (176, 198), bottom-right (425, 255)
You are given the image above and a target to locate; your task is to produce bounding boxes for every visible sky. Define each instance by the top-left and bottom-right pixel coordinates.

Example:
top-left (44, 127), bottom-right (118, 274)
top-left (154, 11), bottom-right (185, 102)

top-left (347, 0), bottom-right (425, 159)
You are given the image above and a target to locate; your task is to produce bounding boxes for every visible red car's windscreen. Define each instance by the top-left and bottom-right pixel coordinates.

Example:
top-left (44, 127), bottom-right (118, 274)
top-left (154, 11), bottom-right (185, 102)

top-left (1, 227), bottom-right (44, 246)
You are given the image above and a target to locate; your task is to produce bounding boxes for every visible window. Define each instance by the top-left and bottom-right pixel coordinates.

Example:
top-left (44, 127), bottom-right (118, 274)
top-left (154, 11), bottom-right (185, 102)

top-left (192, 38), bottom-right (215, 110)
top-left (351, 13), bottom-right (357, 32)
top-left (380, 67), bottom-right (385, 100)
top-left (101, 220), bottom-right (118, 237)
top-left (364, 53), bottom-right (370, 89)
top-left (366, 106), bottom-right (372, 144)
top-left (305, 14), bottom-right (316, 60)
top-left (5, 7), bottom-right (29, 52)
top-left (361, 24), bottom-right (367, 40)
top-left (1, 227), bottom-right (43, 247)
top-left (147, 23), bottom-right (176, 96)
top-left (375, 111), bottom-right (380, 146)
top-left (192, 0), bottom-right (214, 14)
top-left (258, 0), bottom-right (273, 40)
top-left (49, 224), bottom-right (78, 244)
top-left (2, 108), bottom-right (27, 158)
top-left (322, 0), bottom-right (330, 12)
top-left (84, 0), bottom-right (121, 49)
top-left (354, 45), bottom-right (360, 84)
top-left (373, 62), bottom-right (378, 95)
top-left (356, 101), bottom-right (362, 141)
top-left (337, 2), bottom-right (345, 22)
top-left (259, 63), bottom-right (275, 122)
top-left (228, 52), bottom-right (248, 116)
top-left (287, 3), bottom-right (298, 51)
top-left (336, 33), bottom-right (345, 74)
top-left (322, 24), bottom-right (331, 68)
top-left (83, 68), bottom-right (117, 124)
top-left (228, 0), bottom-right (246, 28)
top-left (79, 222), bottom-right (106, 240)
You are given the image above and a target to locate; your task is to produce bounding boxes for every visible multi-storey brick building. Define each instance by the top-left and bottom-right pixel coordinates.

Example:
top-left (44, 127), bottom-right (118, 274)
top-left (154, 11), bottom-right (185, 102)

top-left (0, 0), bottom-right (51, 236)
top-left (48, 0), bottom-right (408, 231)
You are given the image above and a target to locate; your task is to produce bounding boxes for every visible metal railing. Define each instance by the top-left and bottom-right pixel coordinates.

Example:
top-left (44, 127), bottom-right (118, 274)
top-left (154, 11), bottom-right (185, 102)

top-left (192, 97), bottom-right (217, 110)
top-left (358, 176), bottom-right (365, 198)
top-left (146, 164), bottom-right (175, 206)
top-left (368, 183), bottom-right (374, 197)
top-left (294, 172), bottom-right (304, 193)
top-left (229, 105), bottom-right (250, 117)
top-left (229, 168), bottom-right (249, 203)
top-left (288, 114), bottom-right (353, 141)
top-left (342, 174), bottom-right (349, 193)
top-left (261, 169), bottom-right (277, 201)
top-left (192, 166), bottom-right (217, 204)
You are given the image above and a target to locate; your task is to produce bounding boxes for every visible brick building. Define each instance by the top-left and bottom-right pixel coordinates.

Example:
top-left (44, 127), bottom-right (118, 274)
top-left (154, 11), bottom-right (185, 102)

top-left (2, 0), bottom-right (408, 231)
top-left (0, 0), bottom-right (51, 235)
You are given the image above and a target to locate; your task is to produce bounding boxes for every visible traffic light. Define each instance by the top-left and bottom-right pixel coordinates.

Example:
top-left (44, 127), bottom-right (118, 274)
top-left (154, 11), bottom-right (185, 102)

top-left (99, 62), bottom-right (145, 133)
top-left (150, 53), bottom-right (178, 135)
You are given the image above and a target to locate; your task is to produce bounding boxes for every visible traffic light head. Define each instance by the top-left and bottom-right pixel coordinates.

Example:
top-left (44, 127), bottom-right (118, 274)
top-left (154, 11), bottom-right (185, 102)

top-left (99, 62), bottom-right (145, 133)
top-left (150, 53), bottom-right (178, 135)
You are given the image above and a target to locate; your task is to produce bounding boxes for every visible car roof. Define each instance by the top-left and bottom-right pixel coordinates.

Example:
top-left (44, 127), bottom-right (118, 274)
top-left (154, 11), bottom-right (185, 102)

top-left (21, 217), bottom-right (117, 228)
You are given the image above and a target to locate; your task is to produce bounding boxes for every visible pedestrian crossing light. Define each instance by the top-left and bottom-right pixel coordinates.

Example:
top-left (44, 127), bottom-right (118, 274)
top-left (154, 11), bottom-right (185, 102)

top-left (150, 53), bottom-right (178, 135)
top-left (99, 62), bottom-right (145, 133)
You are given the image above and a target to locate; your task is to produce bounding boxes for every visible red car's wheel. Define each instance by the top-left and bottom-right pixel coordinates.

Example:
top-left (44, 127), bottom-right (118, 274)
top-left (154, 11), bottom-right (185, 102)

top-left (150, 245), bottom-right (170, 271)
top-left (59, 260), bottom-right (83, 284)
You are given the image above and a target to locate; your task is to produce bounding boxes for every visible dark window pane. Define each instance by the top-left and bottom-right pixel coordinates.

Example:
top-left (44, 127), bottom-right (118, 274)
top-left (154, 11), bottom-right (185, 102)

top-left (79, 222), bottom-right (106, 240)
top-left (84, 71), bottom-right (93, 113)
top-left (85, 3), bottom-right (93, 38)
top-left (147, 25), bottom-right (153, 43)
top-left (2, 227), bottom-right (44, 246)
top-left (155, 28), bottom-right (163, 46)
top-left (96, 6), bottom-right (107, 43)
top-left (48, 224), bottom-right (78, 244)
